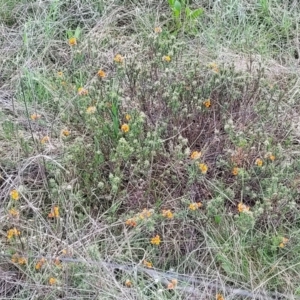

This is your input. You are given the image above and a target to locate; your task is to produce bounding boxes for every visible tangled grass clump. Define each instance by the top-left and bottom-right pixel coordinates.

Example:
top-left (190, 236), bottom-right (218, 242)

top-left (2, 0), bottom-right (300, 299)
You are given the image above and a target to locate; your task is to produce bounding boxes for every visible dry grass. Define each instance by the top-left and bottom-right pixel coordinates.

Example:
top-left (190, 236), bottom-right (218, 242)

top-left (1, 0), bottom-right (300, 299)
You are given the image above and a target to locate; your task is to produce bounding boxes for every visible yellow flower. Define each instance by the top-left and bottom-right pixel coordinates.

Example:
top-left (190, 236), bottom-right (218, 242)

top-left (203, 99), bottom-right (211, 108)
top-left (35, 258), bottom-right (46, 270)
top-left (68, 37), bottom-right (77, 46)
top-left (57, 71), bottom-right (63, 77)
top-left (154, 27), bottom-right (162, 33)
top-left (216, 293), bottom-right (225, 300)
top-left (10, 189), bottom-right (20, 200)
top-left (8, 208), bottom-right (19, 217)
top-left (279, 237), bottom-right (289, 248)
top-left (162, 55), bottom-right (171, 62)
top-left (208, 62), bottom-right (219, 73)
top-left (125, 279), bottom-right (132, 287)
top-left (30, 113), bottom-right (41, 121)
top-left (125, 218), bottom-right (137, 227)
top-left (78, 87), bottom-right (88, 96)
top-left (86, 106), bottom-right (96, 114)
top-left (167, 279), bottom-right (178, 289)
top-left (121, 124), bottom-right (130, 133)
top-left (7, 227), bottom-right (20, 240)
top-left (232, 167), bottom-right (239, 176)
top-left (125, 114), bottom-right (131, 121)
top-left (151, 234), bottom-right (161, 245)
top-left (18, 257), bottom-right (27, 265)
top-left (190, 151), bottom-right (201, 160)
top-left (189, 202), bottom-right (202, 211)
top-left (238, 202), bottom-right (250, 213)
top-left (61, 129), bottom-right (70, 137)
top-left (162, 209), bottom-right (174, 219)
top-left (97, 69), bottom-right (106, 78)
top-left (11, 254), bottom-right (26, 265)
top-left (199, 163), bottom-right (208, 174)
top-left (41, 136), bottom-right (50, 144)
top-left (48, 206), bottom-right (59, 218)
top-left (49, 277), bottom-right (57, 285)
top-left (255, 158), bottom-right (263, 167)
top-left (269, 154), bottom-right (275, 161)
top-left (143, 260), bottom-right (153, 268)
top-left (139, 208), bottom-right (152, 219)
top-left (114, 54), bottom-right (124, 63)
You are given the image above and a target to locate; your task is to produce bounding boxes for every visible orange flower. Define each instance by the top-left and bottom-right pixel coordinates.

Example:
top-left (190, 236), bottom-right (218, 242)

top-left (54, 257), bottom-right (62, 267)
top-left (190, 151), bottom-right (201, 160)
top-left (49, 277), bottom-right (57, 285)
top-left (199, 163), bottom-right (208, 174)
top-left (48, 206), bottom-right (59, 218)
top-left (189, 202), bottom-right (202, 211)
top-left (125, 114), bottom-right (131, 121)
top-left (269, 154), bottom-right (275, 161)
top-left (151, 234), bottom-right (161, 245)
top-left (35, 258), bottom-right (46, 270)
top-left (78, 87), bottom-right (88, 96)
top-left (97, 69), bottom-right (106, 78)
top-left (11, 254), bottom-right (27, 265)
top-left (125, 279), bottom-right (132, 287)
top-left (68, 37), bottom-right (77, 46)
top-left (114, 54), bottom-right (124, 63)
top-left (232, 167), bottom-right (239, 176)
top-left (203, 99), bottom-right (211, 108)
top-left (143, 260), bottom-right (153, 268)
top-left (162, 55), bottom-right (171, 62)
top-left (216, 293), bottom-right (225, 300)
top-left (237, 202), bottom-right (250, 213)
top-left (162, 209), bottom-right (174, 219)
top-left (57, 71), bottom-right (63, 77)
top-left (7, 227), bottom-right (20, 240)
top-left (121, 124), bottom-right (129, 133)
top-left (125, 218), bottom-right (137, 227)
top-left (30, 113), bottom-right (41, 121)
top-left (10, 189), bottom-right (20, 200)
top-left (255, 158), bottom-right (263, 167)
top-left (154, 27), bottom-right (162, 33)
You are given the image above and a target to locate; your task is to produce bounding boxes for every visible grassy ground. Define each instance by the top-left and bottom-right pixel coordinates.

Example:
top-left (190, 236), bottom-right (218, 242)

top-left (1, 0), bottom-right (300, 299)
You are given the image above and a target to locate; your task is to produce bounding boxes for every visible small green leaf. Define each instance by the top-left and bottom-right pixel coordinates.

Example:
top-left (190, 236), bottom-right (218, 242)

top-left (174, 0), bottom-right (181, 12)
top-left (74, 26), bottom-right (82, 38)
top-left (190, 8), bottom-right (204, 19)
top-left (214, 215), bottom-right (221, 224)
top-left (168, 0), bottom-right (175, 7)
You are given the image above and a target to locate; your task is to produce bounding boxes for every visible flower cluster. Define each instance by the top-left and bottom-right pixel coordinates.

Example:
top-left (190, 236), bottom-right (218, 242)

top-left (10, 189), bottom-right (20, 200)
top-left (190, 151), bottom-right (201, 160)
top-left (162, 209), bottom-right (174, 219)
top-left (150, 234), bottom-right (161, 245)
top-left (7, 227), bottom-right (20, 239)
top-left (199, 163), bottom-right (208, 174)
top-left (279, 237), bottom-right (289, 248)
top-left (35, 257), bottom-right (46, 270)
top-left (48, 206), bottom-right (59, 218)
top-left (237, 202), bottom-right (250, 213)
top-left (189, 202), bottom-right (202, 211)
top-left (11, 253), bottom-right (27, 265)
